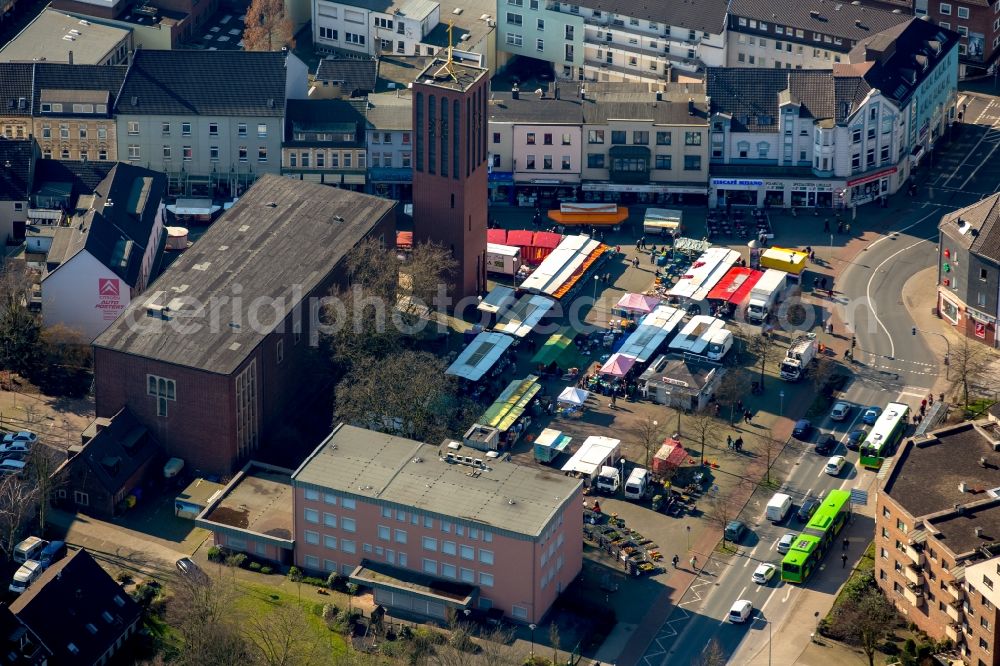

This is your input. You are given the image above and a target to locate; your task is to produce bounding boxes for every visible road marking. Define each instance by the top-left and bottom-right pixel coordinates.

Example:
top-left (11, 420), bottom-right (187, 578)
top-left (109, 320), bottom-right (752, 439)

top-left (745, 546), bottom-right (758, 567)
top-left (942, 103), bottom-right (1000, 187)
top-left (783, 586), bottom-right (793, 603)
top-left (864, 224), bottom-right (937, 358)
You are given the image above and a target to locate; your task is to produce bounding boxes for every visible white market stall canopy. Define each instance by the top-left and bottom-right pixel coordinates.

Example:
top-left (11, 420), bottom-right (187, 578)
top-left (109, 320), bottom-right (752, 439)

top-left (561, 436), bottom-right (621, 478)
top-left (478, 285), bottom-right (516, 315)
top-left (492, 294), bottom-right (555, 338)
top-left (445, 332), bottom-right (515, 382)
top-left (519, 234), bottom-right (604, 298)
top-left (667, 247), bottom-right (741, 302)
top-left (617, 305), bottom-right (686, 363)
top-left (166, 198), bottom-right (221, 216)
top-left (557, 386), bottom-right (590, 406)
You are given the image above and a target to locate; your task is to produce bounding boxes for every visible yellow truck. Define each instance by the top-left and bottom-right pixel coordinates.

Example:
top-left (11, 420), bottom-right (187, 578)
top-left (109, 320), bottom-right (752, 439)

top-left (759, 247), bottom-right (808, 281)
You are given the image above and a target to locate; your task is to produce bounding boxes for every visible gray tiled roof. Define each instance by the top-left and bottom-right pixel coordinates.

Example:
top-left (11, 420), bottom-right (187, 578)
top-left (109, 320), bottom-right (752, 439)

top-left (46, 162), bottom-right (166, 287)
top-left (583, 0), bottom-right (729, 34)
top-left (55, 407), bottom-right (158, 496)
top-left (728, 0), bottom-right (911, 43)
top-left (365, 90), bottom-right (413, 130)
top-left (939, 192), bottom-right (1000, 264)
top-left (0, 63), bottom-right (32, 116)
top-left (293, 424), bottom-right (582, 538)
top-left (0, 140), bottom-right (34, 202)
top-left (315, 57), bottom-right (378, 96)
top-left (93, 174), bottom-right (395, 375)
top-left (32, 63), bottom-right (126, 115)
top-left (116, 50), bottom-right (287, 117)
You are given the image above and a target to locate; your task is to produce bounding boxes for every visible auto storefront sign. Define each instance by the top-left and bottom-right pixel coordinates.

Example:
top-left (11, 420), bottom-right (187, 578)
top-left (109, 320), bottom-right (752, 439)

top-left (711, 178), bottom-right (762, 190)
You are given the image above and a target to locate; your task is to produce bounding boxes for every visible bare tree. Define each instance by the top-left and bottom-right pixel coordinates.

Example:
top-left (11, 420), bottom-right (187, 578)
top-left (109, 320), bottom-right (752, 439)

top-left (756, 430), bottom-right (785, 485)
top-left (243, 601), bottom-right (330, 666)
top-left (714, 369), bottom-right (750, 424)
top-left (687, 407), bottom-right (722, 466)
top-left (31, 323), bottom-right (93, 397)
top-left (833, 585), bottom-right (897, 666)
top-left (548, 622), bottom-right (561, 666)
top-left (29, 444), bottom-right (64, 534)
top-left (692, 638), bottom-right (726, 666)
top-left (746, 333), bottom-right (780, 388)
top-left (631, 415), bottom-right (669, 470)
top-left (0, 473), bottom-right (39, 559)
top-left (0, 261), bottom-right (41, 376)
top-left (242, 0), bottom-right (294, 51)
top-left (402, 242), bottom-right (458, 315)
top-left (704, 488), bottom-right (744, 548)
top-left (950, 334), bottom-right (992, 411)
top-left (167, 575), bottom-right (251, 666)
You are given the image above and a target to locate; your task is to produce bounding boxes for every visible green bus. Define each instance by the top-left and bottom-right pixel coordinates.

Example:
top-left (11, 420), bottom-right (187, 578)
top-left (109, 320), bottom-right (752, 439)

top-left (781, 490), bottom-right (852, 583)
top-left (859, 402), bottom-right (909, 469)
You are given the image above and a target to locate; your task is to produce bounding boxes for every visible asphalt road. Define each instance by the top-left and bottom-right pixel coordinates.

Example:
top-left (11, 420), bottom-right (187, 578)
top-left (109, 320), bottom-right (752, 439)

top-left (636, 92), bottom-right (1000, 666)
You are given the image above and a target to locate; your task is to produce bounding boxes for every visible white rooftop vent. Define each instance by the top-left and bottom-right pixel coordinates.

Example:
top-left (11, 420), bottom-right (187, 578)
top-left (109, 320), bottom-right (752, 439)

top-left (959, 481), bottom-right (969, 493)
top-left (479, 13), bottom-right (491, 20)
top-left (452, 7), bottom-right (463, 14)
top-left (78, 19), bottom-right (90, 25)
top-left (62, 35), bottom-right (75, 41)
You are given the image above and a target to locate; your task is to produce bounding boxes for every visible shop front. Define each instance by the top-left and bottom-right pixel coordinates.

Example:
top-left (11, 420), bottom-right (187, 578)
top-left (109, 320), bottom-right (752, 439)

top-left (710, 178), bottom-right (762, 208)
top-left (513, 178), bottom-right (579, 208)
top-left (369, 167), bottom-right (413, 202)
top-left (789, 180), bottom-right (835, 208)
top-left (964, 306), bottom-right (997, 347)
top-left (846, 166), bottom-right (897, 206)
top-left (580, 182), bottom-right (707, 206)
top-left (711, 177), bottom-right (844, 209)
top-left (488, 170), bottom-right (515, 205)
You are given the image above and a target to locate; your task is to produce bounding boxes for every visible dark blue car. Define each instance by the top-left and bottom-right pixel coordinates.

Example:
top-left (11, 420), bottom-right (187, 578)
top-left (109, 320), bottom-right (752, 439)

top-left (862, 406), bottom-right (882, 425)
top-left (846, 429), bottom-right (866, 451)
top-left (793, 419), bottom-right (812, 439)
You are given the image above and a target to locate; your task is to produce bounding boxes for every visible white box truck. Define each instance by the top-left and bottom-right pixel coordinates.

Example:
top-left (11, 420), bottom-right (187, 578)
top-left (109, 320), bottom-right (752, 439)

top-left (624, 468), bottom-right (650, 500)
top-left (780, 334), bottom-right (818, 381)
top-left (746, 269), bottom-right (787, 324)
top-left (486, 243), bottom-right (522, 276)
top-left (643, 208), bottom-right (683, 237)
top-left (766, 492), bottom-right (792, 522)
top-left (595, 466), bottom-right (621, 494)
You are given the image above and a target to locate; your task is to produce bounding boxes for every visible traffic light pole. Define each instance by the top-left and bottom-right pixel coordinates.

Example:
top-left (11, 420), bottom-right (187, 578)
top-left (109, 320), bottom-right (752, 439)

top-left (912, 327), bottom-right (950, 380)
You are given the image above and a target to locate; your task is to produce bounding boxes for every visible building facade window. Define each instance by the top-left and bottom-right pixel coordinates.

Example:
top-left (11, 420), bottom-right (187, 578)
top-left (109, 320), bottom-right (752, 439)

top-left (147, 375), bottom-right (175, 416)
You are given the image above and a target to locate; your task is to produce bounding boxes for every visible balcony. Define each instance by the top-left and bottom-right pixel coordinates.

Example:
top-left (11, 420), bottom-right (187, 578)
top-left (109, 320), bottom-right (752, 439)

top-left (945, 623), bottom-right (960, 643)
top-left (903, 583), bottom-right (925, 607)
top-left (945, 581), bottom-right (964, 602)
top-left (582, 58), bottom-right (664, 81)
top-left (904, 563), bottom-right (924, 586)
top-left (904, 544), bottom-right (924, 566)
top-left (587, 34), bottom-right (670, 59)
top-left (946, 599), bottom-right (963, 622)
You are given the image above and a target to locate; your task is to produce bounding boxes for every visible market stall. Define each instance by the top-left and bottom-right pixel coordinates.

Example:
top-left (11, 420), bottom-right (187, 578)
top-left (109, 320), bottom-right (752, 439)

top-left (616, 305), bottom-right (686, 364)
top-left (652, 439), bottom-right (691, 476)
top-left (557, 387), bottom-right (590, 417)
top-left (547, 202), bottom-right (629, 228)
top-left (756, 246), bottom-right (808, 282)
top-left (477, 286), bottom-right (516, 316)
top-left (534, 428), bottom-right (572, 463)
top-left (492, 293), bottom-right (555, 338)
top-left (446, 331), bottom-right (515, 386)
top-left (479, 375), bottom-right (541, 447)
top-left (561, 436), bottom-right (620, 486)
top-left (706, 267), bottom-right (764, 317)
top-left (614, 293), bottom-right (662, 318)
top-left (531, 326), bottom-right (578, 376)
top-left (600, 352), bottom-right (636, 378)
top-left (666, 247), bottom-right (741, 304)
top-left (519, 234), bottom-right (607, 300)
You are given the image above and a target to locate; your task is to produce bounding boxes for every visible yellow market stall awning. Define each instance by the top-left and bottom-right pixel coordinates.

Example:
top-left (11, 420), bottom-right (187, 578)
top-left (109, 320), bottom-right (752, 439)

top-left (531, 327), bottom-right (577, 366)
top-left (479, 375), bottom-right (541, 432)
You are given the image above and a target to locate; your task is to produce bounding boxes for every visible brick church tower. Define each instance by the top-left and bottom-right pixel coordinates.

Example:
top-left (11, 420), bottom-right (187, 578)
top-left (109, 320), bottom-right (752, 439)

top-left (411, 55), bottom-right (489, 300)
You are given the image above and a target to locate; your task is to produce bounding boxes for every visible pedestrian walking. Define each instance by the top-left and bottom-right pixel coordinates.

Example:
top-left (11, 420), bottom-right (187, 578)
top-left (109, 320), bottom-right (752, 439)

top-left (843, 537), bottom-right (850, 551)
top-left (837, 220), bottom-right (844, 233)
top-left (727, 435), bottom-right (733, 450)
top-left (650, 252), bottom-right (655, 264)
top-left (841, 553), bottom-right (848, 568)
top-left (823, 218), bottom-right (830, 232)
top-left (805, 246), bottom-right (812, 256)
top-left (736, 399), bottom-right (743, 414)
top-left (690, 556), bottom-right (698, 571)
top-left (672, 554), bottom-right (680, 568)
top-left (809, 250), bottom-right (816, 262)
top-left (735, 437), bottom-right (743, 452)
top-left (640, 236), bottom-right (646, 249)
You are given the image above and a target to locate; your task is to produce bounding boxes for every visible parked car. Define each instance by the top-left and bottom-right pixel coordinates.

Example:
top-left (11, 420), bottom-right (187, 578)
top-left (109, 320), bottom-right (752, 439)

top-left (815, 435), bottom-right (838, 456)
top-left (0, 459), bottom-right (26, 476)
top-left (861, 406), bottom-right (882, 425)
top-left (830, 402), bottom-right (851, 421)
top-left (777, 533), bottom-right (797, 554)
top-left (825, 455), bottom-right (847, 476)
top-left (2, 431), bottom-right (36, 446)
top-left (797, 498), bottom-right (821, 522)
top-left (792, 419), bottom-right (812, 439)
top-left (175, 557), bottom-right (206, 580)
top-left (0, 441), bottom-right (30, 456)
top-left (846, 429), bottom-right (866, 451)
top-left (752, 563), bottom-right (777, 584)
top-left (38, 541), bottom-right (67, 568)
top-left (728, 599), bottom-right (753, 624)
top-left (725, 520), bottom-right (748, 543)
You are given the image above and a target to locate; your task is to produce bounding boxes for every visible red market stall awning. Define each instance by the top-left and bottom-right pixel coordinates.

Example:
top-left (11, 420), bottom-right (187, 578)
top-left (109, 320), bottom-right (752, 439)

top-left (533, 231), bottom-right (562, 249)
top-left (652, 439), bottom-right (689, 475)
top-left (615, 293), bottom-right (661, 315)
top-left (487, 229), bottom-right (508, 244)
top-left (600, 352), bottom-right (636, 378)
top-left (707, 267), bottom-right (764, 305)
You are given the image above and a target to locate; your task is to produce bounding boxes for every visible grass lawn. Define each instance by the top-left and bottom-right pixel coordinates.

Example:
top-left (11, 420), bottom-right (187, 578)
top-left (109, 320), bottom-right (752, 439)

top-left (963, 397), bottom-right (996, 419)
top-left (235, 581), bottom-right (349, 659)
top-left (826, 541), bottom-right (876, 622)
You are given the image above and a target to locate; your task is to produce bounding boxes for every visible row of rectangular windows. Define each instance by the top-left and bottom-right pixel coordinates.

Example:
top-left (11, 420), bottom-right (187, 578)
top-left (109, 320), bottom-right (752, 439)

top-left (126, 121), bottom-right (268, 137)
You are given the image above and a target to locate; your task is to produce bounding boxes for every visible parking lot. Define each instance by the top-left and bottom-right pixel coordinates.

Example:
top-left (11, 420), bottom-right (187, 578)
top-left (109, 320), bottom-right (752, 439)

top-left (191, 10), bottom-right (246, 50)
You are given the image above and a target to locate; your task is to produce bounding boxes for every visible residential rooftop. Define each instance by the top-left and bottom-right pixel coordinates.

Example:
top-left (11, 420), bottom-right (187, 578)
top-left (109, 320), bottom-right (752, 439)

top-left (0, 140), bottom-right (34, 202)
top-left (939, 192), bottom-right (1000, 264)
top-left (365, 90), bottom-right (413, 130)
top-left (421, 0), bottom-right (496, 53)
top-left (93, 174), bottom-right (395, 375)
top-left (200, 463), bottom-right (295, 540)
top-left (579, 0), bottom-right (729, 35)
top-left (293, 424), bottom-right (582, 538)
top-left (314, 57), bottom-right (378, 97)
top-left (0, 10), bottom-right (129, 65)
top-left (414, 57), bottom-right (487, 92)
top-left (883, 421), bottom-right (1000, 519)
top-left (929, 500), bottom-right (1000, 557)
top-left (376, 54), bottom-right (436, 91)
top-left (339, 0), bottom-right (437, 20)
top-left (729, 0), bottom-right (911, 44)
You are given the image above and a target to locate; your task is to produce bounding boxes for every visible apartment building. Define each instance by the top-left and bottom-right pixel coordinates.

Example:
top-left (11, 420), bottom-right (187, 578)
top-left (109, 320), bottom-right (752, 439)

top-left (281, 99), bottom-right (368, 191)
top-left (0, 62), bottom-right (33, 140)
top-left (291, 424), bottom-right (584, 624)
top-left (0, 139), bottom-right (36, 244)
top-left (365, 90), bottom-right (414, 201)
top-left (876, 420), bottom-right (1000, 666)
top-left (92, 175), bottom-right (396, 475)
top-left (115, 50), bottom-right (309, 196)
top-left (497, 0), bottom-right (729, 83)
top-left (0, 9), bottom-right (132, 65)
top-left (920, 0), bottom-right (1000, 77)
top-left (706, 19), bottom-right (957, 208)
top-left (725, 0), bottom-right (911, 70)
top-left (937, 194), bottom-right (1000, 347)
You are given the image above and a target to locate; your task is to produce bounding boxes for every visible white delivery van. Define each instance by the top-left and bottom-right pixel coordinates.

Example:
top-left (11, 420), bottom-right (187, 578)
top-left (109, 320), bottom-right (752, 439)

top-left (8, 560), bottom-right (43, 594)
top-left (595, 466), bottom-right (621, 494)
top-left (766, 492), bottom-right (792, 523)
top-left (705, 328), bottom-right (734, 361)
top-left (13, 537), bottom-right (47, 564)
top-left (746, 269), bottom-right (787, 324)
top-left (624, 468), bottom-right (650, 500)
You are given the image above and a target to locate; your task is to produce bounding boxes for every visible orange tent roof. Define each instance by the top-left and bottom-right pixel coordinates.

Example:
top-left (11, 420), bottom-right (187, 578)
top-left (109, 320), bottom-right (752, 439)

top-left (547, 208), bottom-right (629, 226)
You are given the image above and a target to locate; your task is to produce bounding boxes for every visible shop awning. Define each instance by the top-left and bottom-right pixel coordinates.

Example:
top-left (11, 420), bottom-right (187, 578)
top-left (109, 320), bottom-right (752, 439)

top-left (600, 352), bottom-right (636, 378)
top-left (445, 332), bottom-right (514, 382)
top-left (548, 202), bottom-right (628, 227)
top-left (532, 326), bottom-right (576, 366)
top-left (480, 375), bottom-right (541, 431)
top-left (707, 267), bottom-right (764, 305)
top-left (615, 293), bottom-right (661, 315)
top-left (396, 231), bottom-right (413, 249)
top-left (493, 294), bottom-right (555, 338)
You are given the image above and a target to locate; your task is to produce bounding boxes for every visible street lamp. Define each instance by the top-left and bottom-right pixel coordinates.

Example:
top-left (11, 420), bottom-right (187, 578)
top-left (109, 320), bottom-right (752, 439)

top-left (911, 326), bottom-right (950, 379)
top-left (779, 389), bottom-right (785, 416)
top-left (528, 623), bottom-right (537, 658)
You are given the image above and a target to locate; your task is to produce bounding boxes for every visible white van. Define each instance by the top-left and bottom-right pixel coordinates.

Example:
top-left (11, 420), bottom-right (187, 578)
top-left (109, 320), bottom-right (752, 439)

top-left (13, 536), bottom-right (47, 564)
top-left (624, 468), bottom-right (650, 500)
top-left (766, 492), bottom-right (792, 523)
top-left (9, 560), bottom-right (43, 594)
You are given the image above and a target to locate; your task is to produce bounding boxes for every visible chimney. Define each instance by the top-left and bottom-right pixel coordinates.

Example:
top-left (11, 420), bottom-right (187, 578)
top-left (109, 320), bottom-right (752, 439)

top-left (655, 90), bottom-right (662, 101)
top-left (511, 86), bottom-right (519, 100)
top-left (981, 457), bottom-right (988, 467)
top-left (68, 50), bottom-right (73, 65)
top-left (688, 98), bottom-right (695, 115)
top-left (579, 86), bottom-right (586, 100)
top-left (959, 481), bottom-right (968, 493)
top-left (976, 527), bottom-right (984, 538)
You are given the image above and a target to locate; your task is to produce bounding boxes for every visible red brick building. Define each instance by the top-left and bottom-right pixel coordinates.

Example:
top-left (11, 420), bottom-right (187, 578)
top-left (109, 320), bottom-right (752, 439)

top-left (876, 419), bottom-right (1000, 665)
top-left (922, 0), bottom-right (1000, 77)
top-left (411, 57), bottom-right (490, 300)
top-left (92, 175), bottom-right (396, 476)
